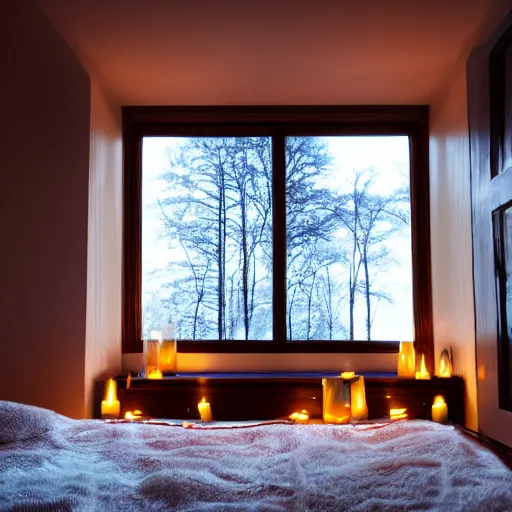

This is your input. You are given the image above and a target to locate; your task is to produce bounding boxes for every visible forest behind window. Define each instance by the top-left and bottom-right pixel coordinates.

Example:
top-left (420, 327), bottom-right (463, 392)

top-left (142, 135), bottom-right (413, 342)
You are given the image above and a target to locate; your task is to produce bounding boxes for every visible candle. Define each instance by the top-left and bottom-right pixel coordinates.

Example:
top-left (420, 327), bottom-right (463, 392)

top-left (290, 410), bottom-right (309, 423)
top-left (159, 339), bottom-right (177, 374)
top-left (390, 408), bottom-right (408, 420)
top-left (397, 341), bottom-right (416, 377)
top-left (350, 376), bottom-right (368, 421)
top-left (144, 339), bottom-right (160, 378)
top-left (322, 378), bottom-right (352, 424)
top-left (415, 353), bottom-right (431, 380)
top-left (125, 410), bottom-right (143, 420)
top-left (431, 395), bottom-right (448, 423)
top-left (101, 378), bottom-right (120, 419)
top-left (198, 397), bottom-right (212, 422)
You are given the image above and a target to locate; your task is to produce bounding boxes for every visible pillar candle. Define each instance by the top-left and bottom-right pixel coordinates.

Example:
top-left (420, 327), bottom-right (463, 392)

top-left (350, 376), bottom-right (368, 421)
top-left (101, 378), bottom-right (120, 419)
top-left (198, 397), bottom-right (212, 422)
top-left (322, 378), bottom-right (351, 424)
top-left (431, 395), bottom-right (448, 423)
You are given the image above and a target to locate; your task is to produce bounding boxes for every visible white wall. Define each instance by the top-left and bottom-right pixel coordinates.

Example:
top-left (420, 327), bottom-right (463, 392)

top-left (430, 71), bottom-right (478, 430)
top-left (0, 0), bottom-right (90, 418)
top-left (84, 80), bottom-right (123, 417)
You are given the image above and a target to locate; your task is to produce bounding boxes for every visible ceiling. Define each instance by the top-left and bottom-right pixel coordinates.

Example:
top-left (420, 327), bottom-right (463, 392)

top-left (38, 0), bottom-right (495, 106)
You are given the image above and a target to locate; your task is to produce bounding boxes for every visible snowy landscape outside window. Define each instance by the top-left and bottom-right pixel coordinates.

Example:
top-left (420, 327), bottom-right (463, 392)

top-left (141, 135), bottom-right (413, 342)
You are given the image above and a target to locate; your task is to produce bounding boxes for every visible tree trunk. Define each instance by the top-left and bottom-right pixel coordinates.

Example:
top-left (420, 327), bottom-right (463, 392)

top-left (363, 246), bottom-right (371, 340)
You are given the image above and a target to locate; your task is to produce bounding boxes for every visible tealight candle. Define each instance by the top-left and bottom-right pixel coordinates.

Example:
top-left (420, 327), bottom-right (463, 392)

top-left (290, 410), bottom-right (309, 423)
top-left (101, 378), bottom-right (120, 419)
top-left (415, 353), bottom-right (431, 380)
top-left (198, 397), bottom-right (212, 422)
top-left (390, 408), bottom-right (408, 420)
top-left (431, 395), bottom-right (448, 423)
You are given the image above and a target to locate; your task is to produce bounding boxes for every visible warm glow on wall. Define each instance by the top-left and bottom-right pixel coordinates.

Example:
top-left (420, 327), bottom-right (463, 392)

top-left (438, 349), bottom-right (452, 378)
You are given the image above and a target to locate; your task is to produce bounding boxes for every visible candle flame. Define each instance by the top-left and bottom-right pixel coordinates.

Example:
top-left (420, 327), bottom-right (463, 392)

top-left (415, 354), bottom-right (431, 380)
top-left (433, 395), bottom-right (446, 406)
top-left (341, 371), bottom-right (356, 380)
top-left (201, 397), bottom-right (207, 403)
top-left (104, 378), bottom-right (117, 404)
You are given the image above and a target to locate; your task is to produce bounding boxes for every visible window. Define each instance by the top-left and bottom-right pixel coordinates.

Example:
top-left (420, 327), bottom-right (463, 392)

top-left (123, 107), bottom-right (432, 363)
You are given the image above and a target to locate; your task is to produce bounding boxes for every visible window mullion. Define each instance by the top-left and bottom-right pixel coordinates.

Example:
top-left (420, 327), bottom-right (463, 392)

top-left (272, 134), bottom-right (287, 344)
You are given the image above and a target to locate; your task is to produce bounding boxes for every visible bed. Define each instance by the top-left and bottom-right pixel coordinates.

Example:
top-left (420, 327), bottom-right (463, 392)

top-left (1, 401), bottom-right (511, 511)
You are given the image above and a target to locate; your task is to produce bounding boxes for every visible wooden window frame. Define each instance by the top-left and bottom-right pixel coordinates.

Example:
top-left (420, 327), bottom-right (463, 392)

top-left (122, 106), bottom-right (433, 369)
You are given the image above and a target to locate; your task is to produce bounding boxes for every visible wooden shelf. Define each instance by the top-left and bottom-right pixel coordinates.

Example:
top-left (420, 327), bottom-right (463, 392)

top-left (100, 373), bottom-right (464, 425)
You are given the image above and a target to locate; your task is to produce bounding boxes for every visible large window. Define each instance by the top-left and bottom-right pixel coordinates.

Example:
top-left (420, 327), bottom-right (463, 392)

top-left (124, 107), bottom-right (432, 362)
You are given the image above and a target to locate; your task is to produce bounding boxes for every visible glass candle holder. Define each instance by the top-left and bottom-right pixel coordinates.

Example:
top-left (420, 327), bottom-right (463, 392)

top-left (350, 376), bottom-right (368, 421)
top-left (322, 377), bottom-right (351, 424)
top-left (159, 339), bottom-right (177, 375)
top-left (397, 341), bottom-right (416, 377)
top-left (143, 339), bottom-right (161, 379)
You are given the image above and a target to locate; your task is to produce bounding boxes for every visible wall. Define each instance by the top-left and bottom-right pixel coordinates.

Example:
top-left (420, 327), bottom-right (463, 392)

top-left (430, 0), bottom-right (512, 431)
top-left (0, 1), bottom-right (90, 417)
top-left (84, 80), bottom-right (123, 417)
top-left (430, 71), bottom-right (478, 430)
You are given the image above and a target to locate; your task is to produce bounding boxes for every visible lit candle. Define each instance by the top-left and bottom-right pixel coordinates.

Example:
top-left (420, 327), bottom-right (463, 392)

top-left (431, 395), bottom-right (448, 423)
top-left (101, 378), bottom-right (120, 419)
top-left (290, 410), bottom-right (309, 423)
top-left (415, 353), bottom-right (431, 380)
top-left (159, 339), bottom-right (177, 374)
top-left (147, 369), bottom-right (163, 379)
top-left (398, 341), bottom-right (416, 377)
top-left (390, 408), bottom-right (408, 420)
top-left (341, 371), bottom-right (356, 380)
top-left (144, 339), bottom-right (160, 379)
top-left (350, 376), bottom-right (368, 421)
top-left (198, 397), bottom-right (212, 422)
top-left (125, 410), bottom-right (143, 420)
top-left (322, 378), bottom-right (352, 424)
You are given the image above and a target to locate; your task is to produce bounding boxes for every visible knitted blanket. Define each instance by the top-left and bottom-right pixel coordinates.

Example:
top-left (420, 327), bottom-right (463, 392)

top-left (0, 401), bottom-right (511, 511)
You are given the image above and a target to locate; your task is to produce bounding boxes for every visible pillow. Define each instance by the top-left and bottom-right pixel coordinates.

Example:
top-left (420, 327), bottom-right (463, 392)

top-left (0, 401), bottom-right (60, 444)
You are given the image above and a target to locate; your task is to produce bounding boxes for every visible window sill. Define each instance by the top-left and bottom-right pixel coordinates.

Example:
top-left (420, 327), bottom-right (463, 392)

top-left (126, 340), bottom-right (399, 354)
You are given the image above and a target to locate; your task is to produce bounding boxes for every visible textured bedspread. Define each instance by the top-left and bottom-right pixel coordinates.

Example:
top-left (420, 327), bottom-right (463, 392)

top-left (1, 401), bottom-right (511, 511)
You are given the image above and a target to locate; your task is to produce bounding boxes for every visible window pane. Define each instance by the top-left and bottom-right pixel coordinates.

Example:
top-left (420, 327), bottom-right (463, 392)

top-left (142, 137), bottom-right (273, 340)
top-left (285, 136), bottom-right (413, 341)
